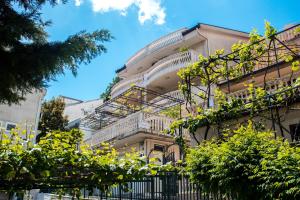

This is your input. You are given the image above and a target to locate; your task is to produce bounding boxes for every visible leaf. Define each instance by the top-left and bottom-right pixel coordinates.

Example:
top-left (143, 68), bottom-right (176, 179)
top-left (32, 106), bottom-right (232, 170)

top-left (41, 170), bottom-right (51, 177)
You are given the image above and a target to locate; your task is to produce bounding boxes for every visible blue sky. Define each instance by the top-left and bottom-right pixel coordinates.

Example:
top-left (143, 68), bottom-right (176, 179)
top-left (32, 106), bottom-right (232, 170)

top-left (43, 0), bottom-right (300, 101)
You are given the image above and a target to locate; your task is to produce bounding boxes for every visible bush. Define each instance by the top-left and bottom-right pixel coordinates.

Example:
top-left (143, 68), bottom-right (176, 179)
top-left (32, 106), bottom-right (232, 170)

top-left (186, 122), bottom-right (300, 200)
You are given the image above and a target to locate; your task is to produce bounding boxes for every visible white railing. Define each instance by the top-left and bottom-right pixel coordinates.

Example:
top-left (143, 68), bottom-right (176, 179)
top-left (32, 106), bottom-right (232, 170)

top-left (111, 74), bottom-right (143, 98)
top-left (277, 25), bottom-right (300, 42)
top-left (227, 72), bottom-right (300, 102)
top-left (91, 111), bottom-right (175, 146)
top-left (219, 25), bottom-right (300, 82)
top-left (145, 50), bottom-right (197, 84)
top-left (148, 30), bottom-right (185, 53)
top-left (112, 51), bottom-right (197, 97)
top-left (126, 29), bottom-right (187, 67)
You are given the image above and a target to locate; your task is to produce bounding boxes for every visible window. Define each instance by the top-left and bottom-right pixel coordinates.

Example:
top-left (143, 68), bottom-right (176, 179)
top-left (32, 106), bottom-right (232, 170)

top-left (154, 144), bottom-right (165, 152)
top-left (289, 124), bottom-right (300, 142)
top-left (6, 122), bottom-right (16, 131)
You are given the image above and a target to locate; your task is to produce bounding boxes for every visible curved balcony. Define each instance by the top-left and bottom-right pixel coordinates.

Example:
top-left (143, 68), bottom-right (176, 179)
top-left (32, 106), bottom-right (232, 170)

top-left (145, 50), bottom-right (197, 85)
top-left (111, 74), bottom-right (143, 98)
top-left (126, 28), bottom-right (187, 68)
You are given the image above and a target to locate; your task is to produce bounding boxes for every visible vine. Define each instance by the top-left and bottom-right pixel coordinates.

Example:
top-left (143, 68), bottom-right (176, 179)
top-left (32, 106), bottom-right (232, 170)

top-left (0, 127), bottom-right (172, 192)
top-left (169, 21), bottom-right (300, 143)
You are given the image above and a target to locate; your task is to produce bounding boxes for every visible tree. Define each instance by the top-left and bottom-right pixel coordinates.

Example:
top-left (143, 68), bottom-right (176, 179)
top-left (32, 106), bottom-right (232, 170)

top-left (0, 0), bottom-right (113, 104)
top-left (100, 76), bottom-right (121, 101)
top-left (37, 97), bottom-right (68, 141)
top-left (186, 123), bottom-right (300, 200)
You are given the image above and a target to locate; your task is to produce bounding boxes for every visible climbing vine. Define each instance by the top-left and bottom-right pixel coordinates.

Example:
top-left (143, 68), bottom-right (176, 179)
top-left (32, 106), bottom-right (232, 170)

top-left (0, 127), bottom-right (172, 192)
top-left (168, 21), bottom-right (300, 143)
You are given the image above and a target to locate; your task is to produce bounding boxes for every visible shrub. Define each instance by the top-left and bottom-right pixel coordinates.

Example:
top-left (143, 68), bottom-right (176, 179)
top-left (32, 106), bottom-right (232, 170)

top-left (186, 122), bottom-right (300, 200)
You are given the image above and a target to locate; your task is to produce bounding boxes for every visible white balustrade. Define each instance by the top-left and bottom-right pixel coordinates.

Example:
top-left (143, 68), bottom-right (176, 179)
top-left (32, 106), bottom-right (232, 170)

top-left (112, 50), bottom-right (197, 97)
top-left (227, 72), bottom-right (300, 102)
top-left (277, 25), bottom-right (300, 42)
top-left (146, 50), bottom-right (197, 84)
top-left (91, 111), bottom-right (176, 146)
top-left (126, 29), bottom-right (186, 67)
top-left (148, 30), bottom-right (184, 53)
top-left (111, 74), bottom-right (143, 97)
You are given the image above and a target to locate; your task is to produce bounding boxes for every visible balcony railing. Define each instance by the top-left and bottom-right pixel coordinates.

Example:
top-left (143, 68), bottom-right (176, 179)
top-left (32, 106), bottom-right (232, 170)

top-left (145, 50), bottom-right (197, 84)
top-left (111, 74), bottom-right (143, 98)
top-left (277, 25), bottom-right (300, 42)
top-left (112, 51), bottom-right (197, 97)
top-left (219, 24), bottom-right (300, 83)
top-left (227, 72), bottom-right (300, 103)
top-left (126, 29), bottom-right (186, 67)
top-left (91, 111), bottom-right (175, 146)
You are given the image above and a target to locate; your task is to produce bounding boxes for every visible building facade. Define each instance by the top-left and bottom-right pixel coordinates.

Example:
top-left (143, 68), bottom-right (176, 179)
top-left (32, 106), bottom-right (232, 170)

top-left (0, 90), bottom-right (45, 139)
top-left (82, 23), bottom-right (250, 162)
top-left (185, 24), bottom-right (300, 145)
top-left (61, 96), bottom-right (102, 141)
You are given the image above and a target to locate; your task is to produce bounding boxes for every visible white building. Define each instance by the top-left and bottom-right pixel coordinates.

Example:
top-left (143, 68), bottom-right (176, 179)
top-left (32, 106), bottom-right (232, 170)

top-left (61, 96), bottom-right (102, 140)
top-left (0, 90), bottom-right (45, 137)
top-left (82, 23), bottom-right (250, 161)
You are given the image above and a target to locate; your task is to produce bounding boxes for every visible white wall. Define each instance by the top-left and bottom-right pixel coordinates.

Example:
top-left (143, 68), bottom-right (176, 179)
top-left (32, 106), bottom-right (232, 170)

top-left (0, 90), bottom-right (45, 135)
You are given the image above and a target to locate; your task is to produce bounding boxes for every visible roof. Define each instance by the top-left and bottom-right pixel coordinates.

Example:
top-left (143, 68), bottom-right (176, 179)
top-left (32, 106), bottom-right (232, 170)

top-left (182, 23), bottom-right (250, 36)
top-left (59, 95), bottom-right (83, 103)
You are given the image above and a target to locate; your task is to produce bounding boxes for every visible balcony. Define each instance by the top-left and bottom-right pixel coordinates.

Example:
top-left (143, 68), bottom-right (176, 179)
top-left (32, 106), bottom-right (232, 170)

top-left (91, 111), bottom-right (175, 146)
top-left (126, 29), bottom-right (187, 68)
top-left (227, 72), bottom-right (300, 102)
top-left (145, 50), bottom-right (197, 84)
top-left (219, 24), bottom-right (300, 85)
top-left (112, 50), bottom-right (197, 98)
top-left (111, 74), bottom-right (143, 98)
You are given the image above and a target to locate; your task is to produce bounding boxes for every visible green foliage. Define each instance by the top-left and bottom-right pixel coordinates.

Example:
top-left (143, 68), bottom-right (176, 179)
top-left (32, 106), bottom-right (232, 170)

top-left (0, 127), bottom-right (168, 191)
top-left (186, 123), bottom-right (300, 200)
top-left (264, 21), bottom-right (277, 38)
top-left (37, 97), bottom-right (68, 141)
top-left (160, 105), bottom-right (181, 119)
top-left (0, 0), bottom-right (113, 104)
top-left (170, 21), bottom-right (300, 138)
top-left (100, 76), bottom-right (121, 101)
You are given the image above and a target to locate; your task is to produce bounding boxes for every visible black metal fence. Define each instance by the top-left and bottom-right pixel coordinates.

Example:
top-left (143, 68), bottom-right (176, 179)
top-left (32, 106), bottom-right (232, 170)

top-left (91, 172), bottom-right (227, 200)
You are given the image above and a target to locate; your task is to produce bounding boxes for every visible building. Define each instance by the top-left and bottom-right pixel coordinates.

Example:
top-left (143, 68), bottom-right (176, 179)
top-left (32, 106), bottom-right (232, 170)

top-left (0, 89), bottom-right (45, 139)
top-left (81, 23), bottom-right (250, 162)
top-left (182, 24), bottom-right (300, 145)
top-left (61, 96), bottom-right (102, 140)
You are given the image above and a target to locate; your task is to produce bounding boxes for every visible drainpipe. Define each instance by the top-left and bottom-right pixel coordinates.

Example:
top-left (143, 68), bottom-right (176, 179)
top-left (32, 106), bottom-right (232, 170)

top-left (196, 28), bottom-right (215, 107)
top-left (34, 89), bottom-right (46, 142)
top-left (196, 28), bottom-right (210, 57)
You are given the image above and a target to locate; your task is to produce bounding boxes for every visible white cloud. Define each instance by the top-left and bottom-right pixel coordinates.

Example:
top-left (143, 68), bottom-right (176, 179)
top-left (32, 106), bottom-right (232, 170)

top-left (137, 0), bottom-right (165, 25)
top-left (75, 0), bottom-right (82, 6)
top-left (75, 0), bottom-right (166, 25)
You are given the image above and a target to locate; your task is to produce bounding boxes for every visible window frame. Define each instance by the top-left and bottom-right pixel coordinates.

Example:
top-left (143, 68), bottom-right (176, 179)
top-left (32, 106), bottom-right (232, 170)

top-left (5, 122), bottom-right (17, 132)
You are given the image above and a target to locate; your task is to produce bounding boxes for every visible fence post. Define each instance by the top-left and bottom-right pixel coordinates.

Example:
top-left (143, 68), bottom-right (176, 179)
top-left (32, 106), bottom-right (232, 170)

top-left (151, 176), bottom-right (155, 200)
top-left (130, 182), bottom-right (133, 200)
top-left (119, 183), bottom-right (122, 200)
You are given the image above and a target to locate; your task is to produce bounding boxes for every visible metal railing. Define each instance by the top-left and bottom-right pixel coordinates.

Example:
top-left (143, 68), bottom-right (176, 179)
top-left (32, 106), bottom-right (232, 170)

top-left (93, 172), bottom-right (229, 200)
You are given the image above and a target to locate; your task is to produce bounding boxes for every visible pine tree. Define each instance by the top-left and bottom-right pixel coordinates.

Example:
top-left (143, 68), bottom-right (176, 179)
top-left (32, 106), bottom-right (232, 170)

top-left (0, 0), bottom-right (113, 104)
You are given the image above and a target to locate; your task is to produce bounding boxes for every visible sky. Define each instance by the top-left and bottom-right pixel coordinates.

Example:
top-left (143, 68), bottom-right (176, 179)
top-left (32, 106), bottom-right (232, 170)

top-left (43, 0), bottom-right (300, 101)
